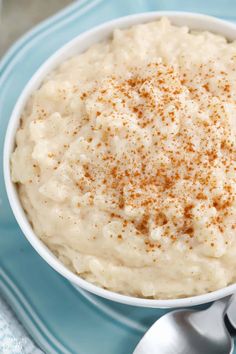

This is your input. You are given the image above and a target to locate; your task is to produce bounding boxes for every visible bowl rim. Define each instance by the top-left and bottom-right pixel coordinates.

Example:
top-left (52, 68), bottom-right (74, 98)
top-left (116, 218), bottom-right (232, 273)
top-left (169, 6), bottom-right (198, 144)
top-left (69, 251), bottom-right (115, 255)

top-left (4, 10), bottom-right (236, 308)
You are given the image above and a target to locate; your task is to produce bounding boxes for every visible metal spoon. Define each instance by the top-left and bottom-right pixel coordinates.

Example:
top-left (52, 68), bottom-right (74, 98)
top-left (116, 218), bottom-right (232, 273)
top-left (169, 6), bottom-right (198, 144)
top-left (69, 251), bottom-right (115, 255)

top-left (134, 295), bottom-right (234, 354)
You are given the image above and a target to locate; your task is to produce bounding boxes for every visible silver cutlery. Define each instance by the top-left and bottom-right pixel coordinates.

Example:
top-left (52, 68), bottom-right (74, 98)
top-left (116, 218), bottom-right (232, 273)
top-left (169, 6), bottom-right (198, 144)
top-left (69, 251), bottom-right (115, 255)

top-left (134, 295), bottom-right (234, 354)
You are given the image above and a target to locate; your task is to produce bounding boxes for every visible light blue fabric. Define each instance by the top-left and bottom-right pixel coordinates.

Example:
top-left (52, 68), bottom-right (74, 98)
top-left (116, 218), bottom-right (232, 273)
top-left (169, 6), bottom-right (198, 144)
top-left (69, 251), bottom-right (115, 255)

top-left (0, 296), bottom-right (43, 354)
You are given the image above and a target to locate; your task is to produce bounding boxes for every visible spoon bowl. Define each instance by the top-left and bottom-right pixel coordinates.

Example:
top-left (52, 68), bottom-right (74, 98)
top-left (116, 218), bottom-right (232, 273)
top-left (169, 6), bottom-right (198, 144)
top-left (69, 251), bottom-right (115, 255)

top-left (134, 296), bottom-right (234, 354)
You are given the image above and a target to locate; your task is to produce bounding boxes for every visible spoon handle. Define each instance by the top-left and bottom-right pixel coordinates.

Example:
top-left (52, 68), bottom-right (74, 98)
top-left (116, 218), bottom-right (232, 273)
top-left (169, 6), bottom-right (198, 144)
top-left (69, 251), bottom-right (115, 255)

top-left (206, 295), bottom-right (232, 316)
top-left (227, 294), bottom-right (236, 329)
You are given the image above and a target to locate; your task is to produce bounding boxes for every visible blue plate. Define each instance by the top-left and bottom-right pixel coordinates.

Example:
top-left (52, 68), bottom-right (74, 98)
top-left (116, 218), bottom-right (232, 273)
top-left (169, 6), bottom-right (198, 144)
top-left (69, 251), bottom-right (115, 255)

top-left (1, 1), bottom-right (236, 353)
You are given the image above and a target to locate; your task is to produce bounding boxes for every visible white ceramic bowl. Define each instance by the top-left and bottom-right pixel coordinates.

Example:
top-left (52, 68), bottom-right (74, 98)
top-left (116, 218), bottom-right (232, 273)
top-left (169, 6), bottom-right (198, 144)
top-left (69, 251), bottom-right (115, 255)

top-left (4, 11), bottom-right (236, 308)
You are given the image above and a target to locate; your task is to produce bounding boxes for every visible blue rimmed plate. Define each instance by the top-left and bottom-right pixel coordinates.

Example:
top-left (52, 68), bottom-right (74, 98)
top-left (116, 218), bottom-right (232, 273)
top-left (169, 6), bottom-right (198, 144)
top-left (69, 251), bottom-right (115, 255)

top-left (1, 0), bottom-right (236, 353)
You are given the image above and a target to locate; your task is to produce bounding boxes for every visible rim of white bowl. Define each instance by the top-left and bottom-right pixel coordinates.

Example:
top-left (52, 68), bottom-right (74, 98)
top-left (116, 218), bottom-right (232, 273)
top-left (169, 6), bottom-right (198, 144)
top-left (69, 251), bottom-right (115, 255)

top-left (4, 11), bottom-right (236, 308)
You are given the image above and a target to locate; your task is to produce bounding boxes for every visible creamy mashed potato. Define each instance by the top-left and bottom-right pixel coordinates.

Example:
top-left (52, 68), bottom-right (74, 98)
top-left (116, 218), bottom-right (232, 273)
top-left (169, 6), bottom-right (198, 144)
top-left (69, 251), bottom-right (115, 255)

top-left (12, 18), bottom-right (236, 299)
